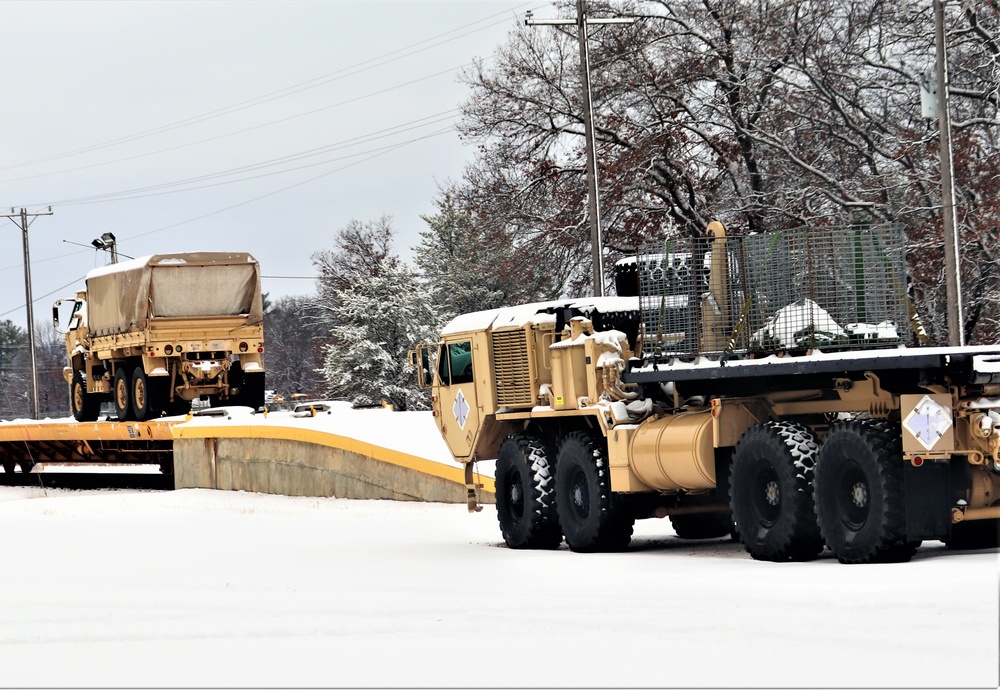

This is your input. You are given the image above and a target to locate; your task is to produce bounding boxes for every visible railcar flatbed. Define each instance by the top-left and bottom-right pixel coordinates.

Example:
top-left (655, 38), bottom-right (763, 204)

top-left (0, 418), bottom-right (178, 468)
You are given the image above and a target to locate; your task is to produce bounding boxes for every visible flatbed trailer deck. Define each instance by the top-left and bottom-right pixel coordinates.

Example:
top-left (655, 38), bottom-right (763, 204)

top-left (0, 419), bottom-right (177, 472)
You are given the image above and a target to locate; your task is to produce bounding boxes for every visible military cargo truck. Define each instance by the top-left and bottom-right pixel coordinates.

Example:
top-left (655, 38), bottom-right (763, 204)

top-left (411, 223), bottom-right (1000, 563)
top-left (54, 252), bottom-right (265, 422)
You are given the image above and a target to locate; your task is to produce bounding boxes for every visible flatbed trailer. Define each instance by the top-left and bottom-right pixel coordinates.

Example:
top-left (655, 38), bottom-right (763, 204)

top-left (627, 345), bottom-right (1000, 397)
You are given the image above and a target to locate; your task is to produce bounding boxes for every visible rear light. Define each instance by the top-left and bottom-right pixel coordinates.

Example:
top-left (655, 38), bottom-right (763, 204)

top-left (257, 346), bottom-right (264, 353)
top-left (913, 456), bottom-right (924, 467)
top-left (239, 342), bottom-right (248, 353)
top-left (176, 345), bottom-right (183, 352)
top-left (164, 344), bottom-right (174, 355)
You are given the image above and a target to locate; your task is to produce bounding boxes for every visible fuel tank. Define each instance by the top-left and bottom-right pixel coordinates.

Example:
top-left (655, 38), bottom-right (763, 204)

top-left (627, 410), bottom-right (717, 492)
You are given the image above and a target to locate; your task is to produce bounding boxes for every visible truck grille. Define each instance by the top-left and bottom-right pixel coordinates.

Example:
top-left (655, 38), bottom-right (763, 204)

top-left (491, 330), bottom-right (534, 407)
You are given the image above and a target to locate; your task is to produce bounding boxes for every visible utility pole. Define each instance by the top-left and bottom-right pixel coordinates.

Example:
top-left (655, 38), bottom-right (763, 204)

top-left (3, 206), bottom-right (53, 420)
top-left (526, 1), bottom-right (634, 297)
top-left (933, 0), bottom-right (965, 346)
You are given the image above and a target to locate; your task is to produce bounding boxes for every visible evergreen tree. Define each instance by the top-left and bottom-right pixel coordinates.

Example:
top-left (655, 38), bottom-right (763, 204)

top-left (415, 188), bottom-right (556, 321)
top-left (320, 256), bottom-right (438, 411)
top-left (310, 216), bottom-right (397, 332)
top-left (313, 218), bottom-right (439, 410)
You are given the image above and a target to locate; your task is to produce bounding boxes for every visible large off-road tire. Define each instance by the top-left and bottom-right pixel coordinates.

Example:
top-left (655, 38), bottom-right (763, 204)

top-left (131, 367), bottom-right (167, 421)
top-left (113, 368), bottom-right (132, 421)
top-left (555, 431), bottom-right (634, 552)
top-left (70, 369), bottom-right (101, 422)
top-left (730, 421), bottom-right (825, 562)
top-left (2, 461), bottom-right (15, 474)
top-left (494, 433), bottom-right (562, 549)
top-left (670, 511), bottom-right (733, 540)
top-left (814, 420), bottom-right (917, 564)
top-left (943, 519), bottom-right (1000, 551)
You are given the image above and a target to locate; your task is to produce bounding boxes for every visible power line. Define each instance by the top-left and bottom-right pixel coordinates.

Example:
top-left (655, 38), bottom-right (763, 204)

top-left (125, 125), bottom-right (455, 242)
top-left (37, 121), bottom-right (458, 207)
top-left (0, 275), bottom-right (87, 320)
top-left (0, 2), bottom-right (540, 173)
top-left (0, 66), bottom-right (470, 187)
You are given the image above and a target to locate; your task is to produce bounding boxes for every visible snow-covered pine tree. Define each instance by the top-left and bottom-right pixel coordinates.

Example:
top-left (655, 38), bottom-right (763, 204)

top-left (310, 216), bottom-right (398, 334)
top-left (415, 188), bottom-right (557, 322)
top-left (320, 255), bottom-right (438, 411)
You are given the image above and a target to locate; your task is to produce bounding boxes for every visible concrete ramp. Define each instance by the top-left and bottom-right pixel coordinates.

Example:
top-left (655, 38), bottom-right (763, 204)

top-left (172, 408), bottom-right (496, 504)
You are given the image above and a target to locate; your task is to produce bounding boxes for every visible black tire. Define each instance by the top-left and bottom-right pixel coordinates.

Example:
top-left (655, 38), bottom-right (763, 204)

top-left (131, 367), bottom-right (166, 421)
top-left (814, 420), bottom-right (916, 564)
top-left (166, 397), bottom-right (192, 416)
top-left (730, 421), bottom-right (824, 562)
top-left (494, 432), bottom-right (562, 549)
top-left (19, 461), bottom-right (35, 474)
top-left (670, 512), bottom-right (733, 540)
top-left (555, 431), bottom-right (634, 552)
top-left (113, 367), bottom-right (132, 421)
top-left (241, 372), bottom-right (265, 410)
top-left (2, 461), bottom-right (15, 474)
top-left (228, 360), bottom-right (244, 400)
top-left (70, 369), bottom-right (101, 422)
top-left (943, 519), bottom-right (1000, 551)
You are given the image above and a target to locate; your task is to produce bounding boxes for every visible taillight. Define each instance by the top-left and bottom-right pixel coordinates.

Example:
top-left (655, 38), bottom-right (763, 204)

top-left (164, 344), bottom-right (174, 355)
top-left (257, 346), bottom-right (264, 353)
top-left (239, 342), bottom-right (248, 353)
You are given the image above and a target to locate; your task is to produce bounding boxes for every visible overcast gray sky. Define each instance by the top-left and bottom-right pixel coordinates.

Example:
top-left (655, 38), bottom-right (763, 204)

top-left (0, 0), bottom-right (548, 328)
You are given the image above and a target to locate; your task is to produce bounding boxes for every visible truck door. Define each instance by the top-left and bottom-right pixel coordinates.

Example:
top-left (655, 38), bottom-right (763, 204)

top-left (436, 338), bottom-right (480, 459)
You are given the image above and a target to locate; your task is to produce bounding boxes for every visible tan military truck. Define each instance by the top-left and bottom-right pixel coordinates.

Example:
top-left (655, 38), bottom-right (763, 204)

top-left (54, 252), bottom-right (266, 422)
top-left (411, 223), bottom-right (1000, 563)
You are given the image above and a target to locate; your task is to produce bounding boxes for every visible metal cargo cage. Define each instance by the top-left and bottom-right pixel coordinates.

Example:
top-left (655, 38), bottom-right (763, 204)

top-left (636, 224), bottom-right (911, 360)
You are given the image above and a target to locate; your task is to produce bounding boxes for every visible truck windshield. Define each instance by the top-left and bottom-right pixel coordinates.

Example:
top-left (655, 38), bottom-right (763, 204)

top-left (437, 341), bottom-right (473, 385)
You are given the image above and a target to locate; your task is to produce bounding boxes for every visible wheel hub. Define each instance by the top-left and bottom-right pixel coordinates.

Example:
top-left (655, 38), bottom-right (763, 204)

top-left (508, 476), bottom-right (524, 519)
top-left (850, 482), bottom-right (868, 508)
top-left (836, 459), bottom-right (871, 530)
top-left (570, 469), bottom-right (590, 519)
top-left (764, 481), bottom-right (780, 506)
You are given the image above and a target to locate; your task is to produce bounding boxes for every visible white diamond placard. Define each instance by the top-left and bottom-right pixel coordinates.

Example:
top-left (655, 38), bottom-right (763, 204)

top-left (453, 389), bottom-right (470, 430)
top-left (903, 394), bottom-right (953, 451)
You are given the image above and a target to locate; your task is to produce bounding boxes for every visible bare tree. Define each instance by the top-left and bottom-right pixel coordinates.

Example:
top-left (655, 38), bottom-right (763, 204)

top-left (456, 0), bottom-right (1000, 342)
top-left (264, 295), bottom-right (324, 399)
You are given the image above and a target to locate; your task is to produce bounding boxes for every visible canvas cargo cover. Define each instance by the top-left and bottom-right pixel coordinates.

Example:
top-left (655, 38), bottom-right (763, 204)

top-left (85, 252), bottom-right (263, 337)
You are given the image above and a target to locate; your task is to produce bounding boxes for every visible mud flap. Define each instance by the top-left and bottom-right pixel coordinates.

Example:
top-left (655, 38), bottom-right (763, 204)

top-left (903, 459), bottom-right (967, 541)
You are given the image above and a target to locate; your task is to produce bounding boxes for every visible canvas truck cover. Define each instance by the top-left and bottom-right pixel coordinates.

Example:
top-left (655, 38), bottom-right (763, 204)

top-left (85, 252), bottom-right (263, 337)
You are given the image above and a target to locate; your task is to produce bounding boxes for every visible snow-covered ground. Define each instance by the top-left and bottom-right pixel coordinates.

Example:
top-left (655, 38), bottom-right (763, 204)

top-left (0, 484), bottom-right (996, 688)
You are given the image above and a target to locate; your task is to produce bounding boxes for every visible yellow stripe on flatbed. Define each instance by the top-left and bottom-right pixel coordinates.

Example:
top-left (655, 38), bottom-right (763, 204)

top-left (0, 420), bottom-right (178, 442)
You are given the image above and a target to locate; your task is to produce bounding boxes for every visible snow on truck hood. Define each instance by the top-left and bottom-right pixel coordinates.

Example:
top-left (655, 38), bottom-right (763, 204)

top-left (440, 296), bottom-right (640, 335)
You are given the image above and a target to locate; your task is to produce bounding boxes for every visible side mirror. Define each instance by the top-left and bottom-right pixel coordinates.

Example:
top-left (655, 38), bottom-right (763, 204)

top-left (408, 345), bottom-right (436, 389)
